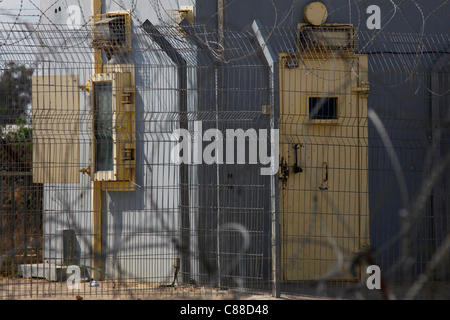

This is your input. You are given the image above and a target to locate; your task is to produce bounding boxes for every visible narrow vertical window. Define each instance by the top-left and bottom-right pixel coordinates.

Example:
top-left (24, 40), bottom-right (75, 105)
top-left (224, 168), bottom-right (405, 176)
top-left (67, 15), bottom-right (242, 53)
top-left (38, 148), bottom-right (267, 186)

top-left (94, 82), bottom-right (113, 172)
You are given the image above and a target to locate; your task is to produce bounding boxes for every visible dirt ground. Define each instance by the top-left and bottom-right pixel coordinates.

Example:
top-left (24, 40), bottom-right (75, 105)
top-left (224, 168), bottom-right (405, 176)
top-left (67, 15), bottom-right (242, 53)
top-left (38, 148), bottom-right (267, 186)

top-left (0, 277), bottom-right (326, 300)
top-left (3, 277), bottom-right (449, 300)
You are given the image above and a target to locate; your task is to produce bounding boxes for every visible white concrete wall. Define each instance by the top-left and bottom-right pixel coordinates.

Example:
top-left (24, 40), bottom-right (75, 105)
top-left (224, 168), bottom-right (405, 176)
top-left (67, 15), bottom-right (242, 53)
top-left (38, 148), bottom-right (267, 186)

top-left (39, 0), bottom-right (197, 283)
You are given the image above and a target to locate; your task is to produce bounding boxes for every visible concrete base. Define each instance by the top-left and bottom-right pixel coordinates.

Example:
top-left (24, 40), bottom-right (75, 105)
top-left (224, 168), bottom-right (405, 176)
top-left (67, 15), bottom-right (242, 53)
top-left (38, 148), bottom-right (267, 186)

top-left (18, 263), bottom-right (90, 282)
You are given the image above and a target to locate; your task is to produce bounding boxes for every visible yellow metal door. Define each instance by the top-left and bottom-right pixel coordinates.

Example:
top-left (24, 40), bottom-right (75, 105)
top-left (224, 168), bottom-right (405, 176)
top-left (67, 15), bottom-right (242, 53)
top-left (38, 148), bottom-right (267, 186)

top-left (280, 53), bottom-right (370, 281)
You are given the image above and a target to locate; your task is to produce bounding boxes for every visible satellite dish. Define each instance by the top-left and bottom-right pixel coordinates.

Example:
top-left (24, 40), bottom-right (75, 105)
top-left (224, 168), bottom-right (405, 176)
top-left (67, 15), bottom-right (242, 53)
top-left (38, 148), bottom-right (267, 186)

top-left (303, 2), bottom-right (328, 26)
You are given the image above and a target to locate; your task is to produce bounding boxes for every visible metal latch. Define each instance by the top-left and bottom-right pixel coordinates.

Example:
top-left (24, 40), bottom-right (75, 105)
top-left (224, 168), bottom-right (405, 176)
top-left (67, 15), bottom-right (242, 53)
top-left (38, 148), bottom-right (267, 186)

top-left (80, 167), bottom-right (91, 177)
top-left (280, 157), bottom-right (290, 180)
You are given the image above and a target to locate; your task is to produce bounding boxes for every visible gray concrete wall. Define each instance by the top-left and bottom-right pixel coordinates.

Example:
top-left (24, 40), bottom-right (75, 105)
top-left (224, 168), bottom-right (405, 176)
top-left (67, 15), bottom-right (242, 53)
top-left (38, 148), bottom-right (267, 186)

top-left (194, 0), bottom-right (448, 278)
top-left (196, 0), bottom-right (449, 35)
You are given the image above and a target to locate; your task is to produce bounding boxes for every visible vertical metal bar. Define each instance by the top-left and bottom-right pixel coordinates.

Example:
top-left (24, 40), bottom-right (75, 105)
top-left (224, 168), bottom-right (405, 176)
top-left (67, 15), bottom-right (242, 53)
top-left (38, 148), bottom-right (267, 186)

top-left (215, 66), bottom-right (221, 288)
top-left (252, 20), bottom-right (281, 298)
top-left (180, 65), bottom-right (191, 284)
top-left (218, 0), bottom-right (224, 50)
top-left (92, 181), bottom-right (102, 280)
top-left (92, 0), bottom-right (103, 74)
top-left (92, 0), bottom-right (103, 284)
top-left (10, 177), bottom-right (15, 264)
top-left (271, 60), bottom-right (281, 298)
top-left (0, 175), bottom-right (3, 253)
top-left (24, 177), bottom-right (28, 263)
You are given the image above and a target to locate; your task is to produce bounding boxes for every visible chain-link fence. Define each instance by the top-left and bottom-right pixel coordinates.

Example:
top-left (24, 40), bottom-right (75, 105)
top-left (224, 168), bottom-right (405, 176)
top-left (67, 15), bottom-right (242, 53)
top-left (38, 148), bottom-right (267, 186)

top-left (0, 4), bottom-right (450, 300)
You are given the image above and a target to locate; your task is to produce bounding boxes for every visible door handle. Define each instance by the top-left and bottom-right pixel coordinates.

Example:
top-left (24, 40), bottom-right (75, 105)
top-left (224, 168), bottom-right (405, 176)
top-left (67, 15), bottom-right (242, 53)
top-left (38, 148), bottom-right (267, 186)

top-left (293, 144), bottom-right (303, 174)
top-left (319, 162), bottom-right (329, 190)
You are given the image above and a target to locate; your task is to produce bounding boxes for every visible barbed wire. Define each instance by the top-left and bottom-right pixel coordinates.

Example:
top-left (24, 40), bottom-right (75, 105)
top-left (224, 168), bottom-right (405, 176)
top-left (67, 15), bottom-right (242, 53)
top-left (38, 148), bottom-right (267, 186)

top-left (1, 0), bottom-right (450, 300)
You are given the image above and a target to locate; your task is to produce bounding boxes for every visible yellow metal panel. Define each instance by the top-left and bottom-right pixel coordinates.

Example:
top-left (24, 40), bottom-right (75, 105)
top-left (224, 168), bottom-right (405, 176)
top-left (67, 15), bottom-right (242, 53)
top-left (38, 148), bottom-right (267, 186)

top-left (279, 52), bottom-right (369, 281)
top-left (92, 0), bottom-right (102, 15)
top-left (357, 55), bottom-right (370, 254)
top-left (92, 181), bottom-right (102, 280)
top-left (100, 181), bottom-right (136, 191)
top-left (178, 6), bottom-right (195, 25)
top-left (297, 24), bottom-right (358, 53)
top-left (92, 0), bottom-right (103, 74)
top-left (91, 0), bottom-right (103, 281)
top-left (32, 75), bottom-right (80, 184)
top-left (89, 65), bottom-right (136, 185)
top-left (112, 69), bottom-right (135, 182)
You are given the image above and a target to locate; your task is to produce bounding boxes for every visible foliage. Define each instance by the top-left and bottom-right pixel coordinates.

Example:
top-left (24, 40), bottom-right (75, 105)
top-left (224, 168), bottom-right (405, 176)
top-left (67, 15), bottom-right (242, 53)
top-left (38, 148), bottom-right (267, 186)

top-left (0, 62), bottom-right (34, 126)
top-left (1, 119), bottom-right (33, 171)
top-left (1, 119), bottom-right (32, 142)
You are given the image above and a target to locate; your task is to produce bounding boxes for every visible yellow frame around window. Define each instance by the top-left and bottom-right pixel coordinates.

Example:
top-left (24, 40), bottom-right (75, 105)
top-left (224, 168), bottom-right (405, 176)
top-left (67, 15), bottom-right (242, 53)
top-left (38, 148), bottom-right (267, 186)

top-left (89, 64), bottom-right (136, 184)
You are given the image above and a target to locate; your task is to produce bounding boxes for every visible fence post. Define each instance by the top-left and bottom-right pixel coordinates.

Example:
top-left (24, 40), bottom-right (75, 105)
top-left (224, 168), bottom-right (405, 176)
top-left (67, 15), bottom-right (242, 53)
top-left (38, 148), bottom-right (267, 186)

top-left (270, 60), bottom-right (281, 298)
top-left (252, 20), bottom-right (281, 298)
top-left (141, 20), bottom-right (191, 284)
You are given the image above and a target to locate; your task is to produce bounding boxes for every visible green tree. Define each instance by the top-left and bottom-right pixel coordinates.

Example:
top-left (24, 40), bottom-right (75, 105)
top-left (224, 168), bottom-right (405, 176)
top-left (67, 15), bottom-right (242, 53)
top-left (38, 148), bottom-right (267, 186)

top-left (0, 62), bottom-right (34, 125)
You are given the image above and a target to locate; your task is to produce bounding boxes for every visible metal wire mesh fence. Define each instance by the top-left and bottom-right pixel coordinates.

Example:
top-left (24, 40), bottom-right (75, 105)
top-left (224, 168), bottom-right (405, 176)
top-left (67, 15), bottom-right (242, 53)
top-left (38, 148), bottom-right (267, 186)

top-left (0, 5), bottom-right (450, 300)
